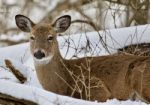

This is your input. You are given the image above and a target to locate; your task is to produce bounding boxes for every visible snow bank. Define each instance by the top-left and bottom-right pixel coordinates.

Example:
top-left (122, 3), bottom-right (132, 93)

top-left (0, 43), bottom-right (31, 63)
top-left (58, 24), bottom-right (150, 58)
top-left (0, 80), bottom-right (147, 105)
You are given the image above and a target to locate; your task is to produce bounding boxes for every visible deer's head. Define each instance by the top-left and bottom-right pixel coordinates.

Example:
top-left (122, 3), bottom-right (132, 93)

top-left (15, 15), bottom-right (71, 64)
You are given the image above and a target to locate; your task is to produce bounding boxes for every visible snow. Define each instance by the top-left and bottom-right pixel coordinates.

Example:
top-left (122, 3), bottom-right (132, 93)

top-left (0, 24), bottom-right (150, 104)
top-left (58, 24), bottom-right (150, 58)
top-left (0, 80), bottom-right (147, 105)
top-left (0, 43), bottom-right (30, 63)
top-left (0, 33), bottom-right (28, 42)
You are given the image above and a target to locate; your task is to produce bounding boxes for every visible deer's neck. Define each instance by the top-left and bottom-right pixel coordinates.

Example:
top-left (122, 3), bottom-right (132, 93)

top-left (35, 48), bottom-right (68, 94)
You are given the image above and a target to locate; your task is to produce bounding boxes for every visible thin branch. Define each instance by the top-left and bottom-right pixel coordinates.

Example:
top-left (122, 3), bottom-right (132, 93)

top-left (5, 59), bottom-right (27, 83)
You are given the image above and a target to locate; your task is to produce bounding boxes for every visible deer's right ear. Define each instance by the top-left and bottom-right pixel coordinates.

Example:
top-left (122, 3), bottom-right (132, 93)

top-left (15, 15), bottom-right (35, 32)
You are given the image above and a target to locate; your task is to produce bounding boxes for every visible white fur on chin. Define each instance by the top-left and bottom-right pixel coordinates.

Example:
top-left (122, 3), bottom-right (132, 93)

top-left (34, 55), bottom-right (53, 65)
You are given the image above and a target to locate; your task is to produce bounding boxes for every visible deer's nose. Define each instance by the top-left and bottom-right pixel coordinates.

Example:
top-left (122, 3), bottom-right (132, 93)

top-left (34, 50), bottom-right (45, 59)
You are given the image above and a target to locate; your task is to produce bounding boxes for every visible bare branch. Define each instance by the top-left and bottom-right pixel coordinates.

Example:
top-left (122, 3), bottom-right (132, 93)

top-left (5, 59), bottom-right (27, 83)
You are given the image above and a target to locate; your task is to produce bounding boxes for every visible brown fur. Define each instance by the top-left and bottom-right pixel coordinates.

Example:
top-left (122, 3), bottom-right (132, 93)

top-left (15, 15), bottom-right (150, 103)
top-left (36, 51), bottom-right (150, 102)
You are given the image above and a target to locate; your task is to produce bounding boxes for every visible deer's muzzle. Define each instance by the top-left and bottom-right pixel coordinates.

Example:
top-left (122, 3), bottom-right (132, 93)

top-left (34, 50), bottom-right (45, 59)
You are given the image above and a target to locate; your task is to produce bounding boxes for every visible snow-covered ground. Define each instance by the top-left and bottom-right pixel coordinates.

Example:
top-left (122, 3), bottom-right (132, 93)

top-left (0, 80), bottom-right (147, 105)
top-left (0, 24), bottom-right (150, 105)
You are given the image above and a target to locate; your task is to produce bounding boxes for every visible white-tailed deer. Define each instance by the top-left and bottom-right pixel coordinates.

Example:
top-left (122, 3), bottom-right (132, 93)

top-left (15, 14), bottom-right (150, 103)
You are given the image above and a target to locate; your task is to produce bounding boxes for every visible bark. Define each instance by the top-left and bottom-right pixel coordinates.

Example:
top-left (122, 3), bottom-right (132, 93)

top-left (0, 93), bottom-right (37, 105)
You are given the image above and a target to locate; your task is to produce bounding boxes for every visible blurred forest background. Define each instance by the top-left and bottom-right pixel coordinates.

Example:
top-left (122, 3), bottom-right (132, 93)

top-left (0, 0), bottom-right (149, 47)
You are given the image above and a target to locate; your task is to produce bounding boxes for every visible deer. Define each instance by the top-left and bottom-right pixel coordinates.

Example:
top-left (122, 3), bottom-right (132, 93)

top-left (15, 14), bottom-right (150, 103)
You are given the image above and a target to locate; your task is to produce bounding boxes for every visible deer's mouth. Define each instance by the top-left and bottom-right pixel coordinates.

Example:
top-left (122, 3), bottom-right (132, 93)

top-left (33, 55), bottom-right (53, 65)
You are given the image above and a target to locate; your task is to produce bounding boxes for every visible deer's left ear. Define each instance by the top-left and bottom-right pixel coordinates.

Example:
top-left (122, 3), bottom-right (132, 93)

top-left (52, 15), bottom-right (71, 33)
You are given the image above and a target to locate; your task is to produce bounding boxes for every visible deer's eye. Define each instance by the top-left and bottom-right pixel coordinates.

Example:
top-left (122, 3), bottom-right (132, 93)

top-left (30, 35), bottom-right (35, 41)
top-left (47, 35), bottom-right (54, 42)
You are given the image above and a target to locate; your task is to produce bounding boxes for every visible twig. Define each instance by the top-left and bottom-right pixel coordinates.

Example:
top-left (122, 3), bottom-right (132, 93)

top-left (5, 59), bottom-right (27, 83)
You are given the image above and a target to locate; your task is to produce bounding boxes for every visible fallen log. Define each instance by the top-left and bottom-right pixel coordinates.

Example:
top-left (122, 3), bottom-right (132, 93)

top-left (0, 93), bottom-right (37, 105)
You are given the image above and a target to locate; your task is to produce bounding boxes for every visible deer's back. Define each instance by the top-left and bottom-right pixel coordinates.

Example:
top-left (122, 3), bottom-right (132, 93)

top-left (64, 54), bottom-right (150, 101)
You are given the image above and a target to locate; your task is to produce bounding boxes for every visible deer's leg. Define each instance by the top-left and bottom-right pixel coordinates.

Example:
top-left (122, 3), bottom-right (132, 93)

top-left (131, 61), bottom-right (150, 103)
top-left (89, 77), bottom-right (112, 101)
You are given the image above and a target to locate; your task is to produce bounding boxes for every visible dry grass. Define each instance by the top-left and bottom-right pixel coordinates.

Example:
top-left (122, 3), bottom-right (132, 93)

top-left (56, 57), bottom-right (111, 101)
top-left (118, 43), bottom-right (150, 56)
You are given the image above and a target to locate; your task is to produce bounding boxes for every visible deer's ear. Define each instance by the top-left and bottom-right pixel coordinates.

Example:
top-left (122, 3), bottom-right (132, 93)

top-left (52, 15), bottom-right (71, 33)
top-left (15, 14), bottom-right (35, 32)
